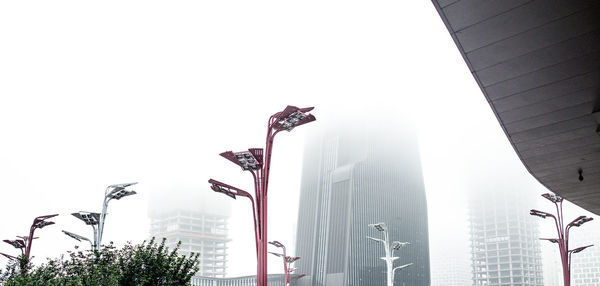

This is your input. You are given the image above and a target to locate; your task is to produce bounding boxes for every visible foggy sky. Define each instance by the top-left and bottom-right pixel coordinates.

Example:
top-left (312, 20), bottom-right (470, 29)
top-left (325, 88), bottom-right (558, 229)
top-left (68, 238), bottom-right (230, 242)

top-left (1, 0), bottom-right (597, 278)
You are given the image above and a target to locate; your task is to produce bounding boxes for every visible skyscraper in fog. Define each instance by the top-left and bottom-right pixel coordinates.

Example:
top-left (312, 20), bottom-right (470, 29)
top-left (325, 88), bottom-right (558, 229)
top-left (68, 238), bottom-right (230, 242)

top-left (570, 227), bottom-right (600, 286)
top-left (431, 248), bottom-right (471, 286)
top-left (466, 148), bottom-right (544, 286)
top-left (149, 188), bottom-right (231, 278)
top-left (294, 115), bottom-right (430, 286)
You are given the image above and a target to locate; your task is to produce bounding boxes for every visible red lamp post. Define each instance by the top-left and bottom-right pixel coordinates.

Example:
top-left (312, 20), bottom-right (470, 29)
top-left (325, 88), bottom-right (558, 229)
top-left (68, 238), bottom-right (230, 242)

top-left (2, 214), bottom-right (58, 271)
top-left (208, 105), bottom-right (315, 286)
top-left (268, 240), bottom-right (303, 286)
top-left (530, 193), bottom-right (594, 286)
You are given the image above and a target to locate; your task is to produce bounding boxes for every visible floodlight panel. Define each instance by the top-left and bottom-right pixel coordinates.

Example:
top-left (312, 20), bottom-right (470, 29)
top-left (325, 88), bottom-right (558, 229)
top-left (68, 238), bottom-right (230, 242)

top-left (571, 245), bottom-right (593, 253)
top-left (72, 212), bottom-right (101, 225)
top-left (35, 221), bottom-right (55, 229)
top-left (275, 105), bottom-right (300, 122)
top-left (542, 193), bottom-right (563, 203)
top-left (540, 238), bottom-right (559, 243)
top-left (108, 188), bottom-right (137, 200)
top-left (269, 241), bottom-right (284, 248)
top-left (273, 106), bottom-right (316, 131)
top-left (211, 184), bottom-right (236, 199)
top-left (3, 239), bottom-right (25, 249)
top-left (369, 222), bottom-right (387, 232)
top-left (235, 151), bottom-right (259, 171)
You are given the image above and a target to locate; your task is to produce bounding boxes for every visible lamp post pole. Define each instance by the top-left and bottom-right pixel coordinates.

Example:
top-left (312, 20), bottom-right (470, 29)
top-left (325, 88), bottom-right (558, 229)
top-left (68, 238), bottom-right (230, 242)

top-left (208, 105), bottom-right (316, 286)
top-left (530, 193), bottom-right (594, 286)
top-left (367, 222), bottom-right (412, 286)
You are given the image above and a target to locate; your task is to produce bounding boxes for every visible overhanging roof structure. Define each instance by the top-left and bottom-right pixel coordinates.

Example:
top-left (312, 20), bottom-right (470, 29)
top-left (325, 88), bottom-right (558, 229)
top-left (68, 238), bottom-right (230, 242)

top-left (431, 0), bottom-right (600, 214)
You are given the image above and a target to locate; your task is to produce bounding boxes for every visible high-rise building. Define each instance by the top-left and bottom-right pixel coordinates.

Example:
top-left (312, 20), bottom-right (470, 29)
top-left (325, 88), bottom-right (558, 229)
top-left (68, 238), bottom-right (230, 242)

top-left (430, 248), bottom-right (471, 286)
top-left (466, 147), bottom-right (545, 286)
top-left (149, 188), bottom-right (232, 278)
top-left (191, 274), bottom-right (285, 286)
top-left (541, 243), bottom-right (561, 286)
top-left (570, 226), bottom-right (600, 286)
top-left (294, 116), bottom-right (430, 286)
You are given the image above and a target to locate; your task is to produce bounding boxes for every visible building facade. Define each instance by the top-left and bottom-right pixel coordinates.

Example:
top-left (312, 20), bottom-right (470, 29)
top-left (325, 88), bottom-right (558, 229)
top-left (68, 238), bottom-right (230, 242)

top-left (430, 248), bottom-right (471, 286)
top-left (294, 116), bottom-right (430, 286)
top-left (149, 188), bottom-right (232, 278)
top-left (466, 149), bottom-right (545, 286)
top-left (570, 227), bottom-right (600, 286)
top-left (191, 274), bottom-right (285, 286)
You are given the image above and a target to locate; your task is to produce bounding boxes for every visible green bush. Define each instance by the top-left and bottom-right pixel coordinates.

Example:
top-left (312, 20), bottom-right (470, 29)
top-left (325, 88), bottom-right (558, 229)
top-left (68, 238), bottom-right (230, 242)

top-left (0, 238), bottom-right (199, 286)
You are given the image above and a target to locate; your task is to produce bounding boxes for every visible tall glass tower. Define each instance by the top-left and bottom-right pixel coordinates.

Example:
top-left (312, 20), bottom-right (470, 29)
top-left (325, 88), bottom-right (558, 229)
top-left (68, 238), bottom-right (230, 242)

top-left (294, 115), bottom-right (430, 286)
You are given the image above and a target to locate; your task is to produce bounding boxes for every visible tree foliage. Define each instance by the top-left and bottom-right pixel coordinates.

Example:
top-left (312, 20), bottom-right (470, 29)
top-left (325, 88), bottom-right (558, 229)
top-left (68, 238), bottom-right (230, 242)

top-left (0, 238), bottom-right (199, 286)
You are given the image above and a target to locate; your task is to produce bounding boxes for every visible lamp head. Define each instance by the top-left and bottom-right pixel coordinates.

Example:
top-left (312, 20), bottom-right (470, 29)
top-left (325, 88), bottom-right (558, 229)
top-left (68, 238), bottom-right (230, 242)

top-left (391, 241), bottom-right (410, 250)
top-left (209, 180), bottom-right (237, 199)
top-left (369, 222), bottom-right (387, 232)
top-left (572, 216), bottom-right (593, 227)
top-left (32, 214), bottom-right (59, 229)
top-left (3, 239), bottom-right (25, 249)
top-left (220, 149), bottom-right (263, 171)
top-left (72, 211), bottom-right (101, 225)
top-left (570, 244), bottom-right (593, 254)
top-left (530, 209), bottom-right (549, 219)
top-left (542, 193), bottom-right (563, 203)
top-left (286, 256), bottom-right (301, 263)
top-left (35, 221), bottom-right (55, 229)
top-left (273, 106), bottom-right (316, 132)
top-left (540, 238), bottom-right (560, 244)
top-left (107, 183), bottom-right (137, 200)
top-left (269, 240), bottom-right (284, 248)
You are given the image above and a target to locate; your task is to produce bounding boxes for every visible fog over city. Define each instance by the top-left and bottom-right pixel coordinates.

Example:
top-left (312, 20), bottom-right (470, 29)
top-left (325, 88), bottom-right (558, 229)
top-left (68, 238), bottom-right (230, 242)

top-left (1, 0), bottom-right (597, 283)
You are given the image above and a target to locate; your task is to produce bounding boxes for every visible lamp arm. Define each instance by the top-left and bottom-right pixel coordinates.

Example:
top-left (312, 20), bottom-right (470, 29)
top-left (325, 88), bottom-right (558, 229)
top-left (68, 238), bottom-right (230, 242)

top-left (366, 236), bottom-right (384, 244)
top-left (393, 263), bottom-right (413, 273)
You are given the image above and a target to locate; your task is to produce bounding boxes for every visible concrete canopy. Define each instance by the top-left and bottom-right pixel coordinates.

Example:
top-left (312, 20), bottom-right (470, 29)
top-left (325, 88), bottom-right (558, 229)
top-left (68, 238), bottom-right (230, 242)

top-left (431, 0), bottom-right (600, 214)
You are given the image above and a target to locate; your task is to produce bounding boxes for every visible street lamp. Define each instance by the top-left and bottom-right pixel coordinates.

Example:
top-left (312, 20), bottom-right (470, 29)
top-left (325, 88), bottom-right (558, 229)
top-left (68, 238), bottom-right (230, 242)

top-left (367, 222), bottom-right (412, 286)
top-left (268, 240), bottom-right (303, 286)
top-left (208, 105), bottom-right (315, 286)
top-left (2, 214), bottom-right (58, 271)
top-left (530, 193), bottom-right (594, 286)
top-left (64, 183), bottom-right (137, 251)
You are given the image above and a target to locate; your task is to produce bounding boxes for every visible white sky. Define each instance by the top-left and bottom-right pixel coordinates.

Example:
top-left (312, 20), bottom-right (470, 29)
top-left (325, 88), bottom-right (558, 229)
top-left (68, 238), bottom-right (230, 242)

top-left (1, 0), bottom-right (597, 278)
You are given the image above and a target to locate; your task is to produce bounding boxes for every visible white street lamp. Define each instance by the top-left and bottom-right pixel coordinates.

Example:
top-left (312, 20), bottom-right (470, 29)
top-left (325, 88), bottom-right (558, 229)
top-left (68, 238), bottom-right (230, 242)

top-left (367, 222), bottom-right (412, 286)
top-left (64, 183), bottom-right (137, 251)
